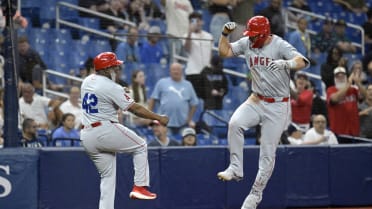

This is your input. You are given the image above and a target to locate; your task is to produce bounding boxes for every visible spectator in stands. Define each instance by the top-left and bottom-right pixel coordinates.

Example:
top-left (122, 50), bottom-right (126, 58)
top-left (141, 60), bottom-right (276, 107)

top-left (128, 69), bottom-right (151, 126)
top-left (312, 19), bottom-right (338, 54)
top-left (366, 60), bottom-right (372, 84)
top-left (308, 80), bottom-right (328, 122)
top-left (230, 0), bottom-right (259, 42)
top-left (52, 113), bottom-right (80, 146)
top-left (334, 19), bottom-right (357, 53)
top-left (78, 0), bottom-right (109, 17)
top-left (183, 11), bottom-right (213, 98)
top-left (287, 0), bottom-right (312, 27)
top-left (142, 0), bottom-right (163, 19)
top-left (286, 123), bottom-right (304, 145)
top-left (59, 87), bottom-right (82, 130)
top-left (20, 118), bottom-right (43, 148)
top-left (148, 119), bottom-right (180, 146)
top-left (290, 71), bottom-right (313, 131)
top-left (17, 36), bottom-right (47, 92)
top-left (19, 83), bottom-right (62, 130)
top-left (288, 17), bottom-right (312, 58)
top-left (181, 127), bottom-right (197, 146)
top-left (115, 26), bottom-right (141, 63)
top-left (208, 0), bottom-right (232, 46)
top-left (148, 62), bottom-right (199, 135)
top-left (99, 0), bottom-right (128, 51)
top-left (363, 8), bottom-right (372, 48)
top-left (77, 57), bottom-right (94, 80)
top-left (359, 84), bottom-right (372, 138)
top-left (333, 0), bottom-right (368, 14)
top-left (0, 137), bottom-right (3, 148)
top-left (140, 26), bottom-right (165, 64)
top-left (321, 46), bottom-right (347, 89)
top-left (200, 54), bottom-right (228, 110)
top-left (161, 0), bottom-right (194, 58)
top-left (257, 0), bottom-right (286, 38)
top-left (303, 114), bottom-right (338, 145)
top-left (349, 60), bottom-right (368, 85)
top-left (327, 67), bottom-right (366, 136)
top-left (127, 0), bottom-right (147, 27)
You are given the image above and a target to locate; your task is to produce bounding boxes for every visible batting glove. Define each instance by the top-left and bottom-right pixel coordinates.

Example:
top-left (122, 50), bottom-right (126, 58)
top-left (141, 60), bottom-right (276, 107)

top-left (223, 22), bottom-right (237, 34)
top-left (269, 59), bottom-right (296, 71)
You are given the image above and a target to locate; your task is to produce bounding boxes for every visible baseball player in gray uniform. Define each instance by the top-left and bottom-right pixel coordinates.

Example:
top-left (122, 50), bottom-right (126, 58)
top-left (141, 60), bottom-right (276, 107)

top-left (217, 16), bottom-right (309, 209)
top-left (80, 52), bottom-right (169, 209)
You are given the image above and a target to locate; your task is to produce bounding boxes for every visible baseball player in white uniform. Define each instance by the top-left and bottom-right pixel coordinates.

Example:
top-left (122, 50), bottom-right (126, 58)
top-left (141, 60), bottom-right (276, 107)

top-left (80, 52), bottom-right (169, 209)
top-left (217, 16), bottom-right (309, 209)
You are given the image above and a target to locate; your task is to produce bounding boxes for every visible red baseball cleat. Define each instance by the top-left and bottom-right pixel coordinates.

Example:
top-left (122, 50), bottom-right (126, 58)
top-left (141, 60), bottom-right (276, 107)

top-left (129, 186), bottom-right (157, 200)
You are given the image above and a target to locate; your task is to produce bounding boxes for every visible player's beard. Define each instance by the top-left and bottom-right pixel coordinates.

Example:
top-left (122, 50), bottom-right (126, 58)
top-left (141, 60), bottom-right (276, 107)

top-left (110, 71), bottom-right (116, 82)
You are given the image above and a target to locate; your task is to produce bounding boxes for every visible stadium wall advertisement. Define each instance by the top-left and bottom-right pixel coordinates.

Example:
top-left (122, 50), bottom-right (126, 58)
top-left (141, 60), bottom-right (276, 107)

top-left (0, 145), bottom-right (371, 209)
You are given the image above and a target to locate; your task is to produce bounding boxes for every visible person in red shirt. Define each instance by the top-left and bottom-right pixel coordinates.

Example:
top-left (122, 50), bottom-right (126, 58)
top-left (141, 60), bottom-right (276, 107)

top-left (327, 66), bottom-right (366, 136)
top-left (291, 71), bottom-right (313, 131)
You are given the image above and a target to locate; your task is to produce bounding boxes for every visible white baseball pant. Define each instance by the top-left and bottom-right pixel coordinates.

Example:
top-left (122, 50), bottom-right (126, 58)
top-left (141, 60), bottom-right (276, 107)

top-left (81, 121), bottom-right (149, 209)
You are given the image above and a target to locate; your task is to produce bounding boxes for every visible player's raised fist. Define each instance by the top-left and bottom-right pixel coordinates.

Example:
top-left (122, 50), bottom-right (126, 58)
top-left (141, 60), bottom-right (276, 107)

top-left (158, 115), bottom-right (169, 126)
top-left (223, 22), bottom-right (236, 34)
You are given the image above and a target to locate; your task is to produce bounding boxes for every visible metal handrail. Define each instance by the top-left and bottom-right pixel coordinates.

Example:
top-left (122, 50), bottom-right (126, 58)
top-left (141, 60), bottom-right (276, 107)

top-left (56, 1), bottom-right (136, 28)
top-left (55, 2), bottom-right (135, 43)
top-left (42, 69), bottom-right (83, 99)
top-left (286, 6), bottom-right (365, 55)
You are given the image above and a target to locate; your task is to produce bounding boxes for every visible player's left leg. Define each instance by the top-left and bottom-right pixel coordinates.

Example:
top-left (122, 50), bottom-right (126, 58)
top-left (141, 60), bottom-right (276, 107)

top-left (106, 123), bottom-right (156, 200)
top-left (218, 99), bottom-right (261, 181)
top-left (241, 102), bottom-right (290, 209)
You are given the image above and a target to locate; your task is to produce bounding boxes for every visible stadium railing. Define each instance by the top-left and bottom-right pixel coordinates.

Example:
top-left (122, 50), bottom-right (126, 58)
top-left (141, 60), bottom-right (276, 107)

top-left (285, 6), bottom-right (365, 56)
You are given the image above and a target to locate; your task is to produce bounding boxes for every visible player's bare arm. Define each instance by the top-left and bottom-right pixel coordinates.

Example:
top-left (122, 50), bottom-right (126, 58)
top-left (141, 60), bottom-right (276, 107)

top-left (290, 56), bottom-right (308, 71)
top-left (218, 22), bottom-right (236, 57)
top-left (128, 103), bottom-right (169, 126)
top-left (147, 98), bottom-right (155, 111)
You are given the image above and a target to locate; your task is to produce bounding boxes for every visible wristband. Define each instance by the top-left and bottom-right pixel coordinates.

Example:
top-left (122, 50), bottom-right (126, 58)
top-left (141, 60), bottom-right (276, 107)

top-left (287, 59), bottom-right (297, 69)
top-left (221, 32), bottom-right (229, 37)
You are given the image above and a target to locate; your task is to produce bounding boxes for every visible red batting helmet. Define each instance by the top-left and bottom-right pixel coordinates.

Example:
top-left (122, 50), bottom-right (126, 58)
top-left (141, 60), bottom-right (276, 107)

top-left (243, 16), bottom-right (271, 48)
top-left (94, 52), bottom-right (123, 71)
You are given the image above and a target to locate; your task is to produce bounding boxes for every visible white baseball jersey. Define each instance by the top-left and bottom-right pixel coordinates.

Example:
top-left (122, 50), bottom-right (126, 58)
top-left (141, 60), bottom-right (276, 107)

top-left (80, 74), bottom-right (134, 125)
top-left (231, 35), bottom-right (309, 97)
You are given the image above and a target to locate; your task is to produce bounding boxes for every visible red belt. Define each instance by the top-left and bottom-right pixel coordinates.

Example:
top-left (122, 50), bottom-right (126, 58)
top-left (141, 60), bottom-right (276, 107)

top-left (82, 121), bottom-right (116, 129)
top-left (256, 93), bottom-right (289, 103)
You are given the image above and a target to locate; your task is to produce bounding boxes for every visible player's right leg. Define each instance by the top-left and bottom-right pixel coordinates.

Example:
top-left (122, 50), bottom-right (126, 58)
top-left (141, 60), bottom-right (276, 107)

top-left (217, 100), bottom-right (261, 181)
top-left (81, 130), bottom-right (117, 209)
top-left (241, 101), bottom-right (290, 209)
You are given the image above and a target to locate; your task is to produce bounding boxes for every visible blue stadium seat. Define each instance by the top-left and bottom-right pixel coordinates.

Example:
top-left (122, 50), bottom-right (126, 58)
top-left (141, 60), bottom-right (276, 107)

top-left (148, 19), bottom-right (167, 34)
top-left (78, 17), bottom-right (101, 30)
top-left (89, 39), bottom-right (112, 57)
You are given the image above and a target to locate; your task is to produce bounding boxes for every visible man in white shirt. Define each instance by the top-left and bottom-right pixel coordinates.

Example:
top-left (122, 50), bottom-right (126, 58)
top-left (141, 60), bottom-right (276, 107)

top-left (161, 0), bottom-right (194, 58)
top-left (19, 83), bottom-right (62, 129)
top-left (304, 114), bottom-right (339, 145)
top-left (59, 86), bottom-right (82, 129)
top-left (183, 11), bottom-right (213, 97)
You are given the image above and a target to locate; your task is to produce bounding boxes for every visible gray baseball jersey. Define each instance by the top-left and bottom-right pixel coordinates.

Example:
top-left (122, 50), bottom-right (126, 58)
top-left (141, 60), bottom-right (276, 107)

top-left (221, 35), bottom-right (309, 209)
top-left (80, 74), bottom-right (150, 209)
top-left (231, 35), bottom-right (308, 97)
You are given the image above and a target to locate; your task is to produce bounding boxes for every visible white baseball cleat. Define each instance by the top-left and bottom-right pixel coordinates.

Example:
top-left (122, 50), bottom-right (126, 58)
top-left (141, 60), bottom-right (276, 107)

top-left (129, 186), bottom-right (157, 200)
top-left (241, 193), bottom-right (262, 209)
top-left (217, 169), bottom-right (243, 181)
